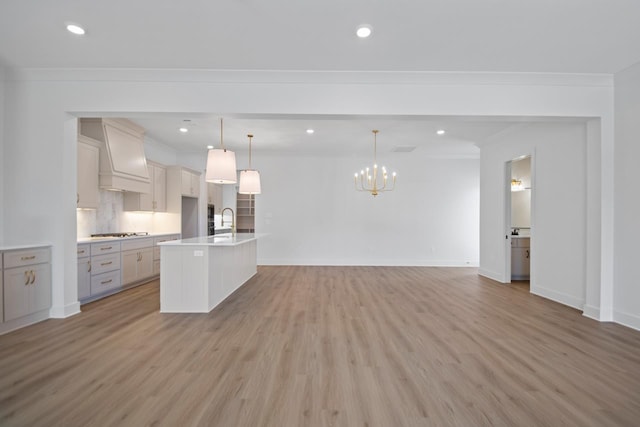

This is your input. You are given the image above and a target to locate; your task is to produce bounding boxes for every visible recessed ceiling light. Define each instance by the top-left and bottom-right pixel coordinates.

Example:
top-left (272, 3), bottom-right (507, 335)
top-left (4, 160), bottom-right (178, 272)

top-left (356, 25), bottom-right (372, 38)
top-left (306, 129), bottom-right (314, 134)
top-left (66, 24), bottom-right (85, 35)
top-left (179, 127), bottom-right (189, 133)
top-left (436, 129), bottom-right (446, 135)
top-left (207, 145), bottom-right (214, 150)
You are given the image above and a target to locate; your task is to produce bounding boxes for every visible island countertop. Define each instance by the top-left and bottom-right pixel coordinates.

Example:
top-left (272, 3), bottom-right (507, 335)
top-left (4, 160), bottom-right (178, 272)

top-left (157, 233), bottom-right (260, 247)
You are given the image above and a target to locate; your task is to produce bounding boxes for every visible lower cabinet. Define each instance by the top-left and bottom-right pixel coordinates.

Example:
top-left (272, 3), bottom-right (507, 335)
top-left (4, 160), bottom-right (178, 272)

top-left (77, 244), bottom-right (91, 300)
top-left (0, 270), bottom-right (3, 323)
top-left (2, 246), bottom-right (52, 324)
top-left (511, 237), bottom-right (531, 280)
top-left (122, 247), bottom-right (154, 286)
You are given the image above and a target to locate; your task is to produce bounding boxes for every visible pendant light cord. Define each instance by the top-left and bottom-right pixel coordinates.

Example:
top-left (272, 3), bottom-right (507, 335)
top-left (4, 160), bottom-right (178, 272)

top-left (220, 118), bottom-right (225, 151)
top-left (247, 134), bottom-right (253, 168)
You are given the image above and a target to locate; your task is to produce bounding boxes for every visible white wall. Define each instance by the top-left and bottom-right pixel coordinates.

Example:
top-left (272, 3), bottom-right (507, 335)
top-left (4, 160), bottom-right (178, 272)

top-left (0, 69), bottom-right (615, 321)
top-left (479, 123), bottom-right (588, 310)
top-left (255, 152), bottom-right (479, 265)
top-left (0, 66), bottom-right (5, 245)
top-left (614, 61), bottom-right (640, 330)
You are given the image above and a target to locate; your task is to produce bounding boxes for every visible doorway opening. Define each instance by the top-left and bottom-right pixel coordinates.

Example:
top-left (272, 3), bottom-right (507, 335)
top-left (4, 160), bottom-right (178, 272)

top-left (506, 155), bottom-right (532, 289)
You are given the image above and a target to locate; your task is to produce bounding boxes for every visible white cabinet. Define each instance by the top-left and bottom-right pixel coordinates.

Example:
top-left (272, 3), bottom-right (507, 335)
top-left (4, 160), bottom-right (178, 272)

top-left (89, 241), bottom-right (122, 297)
top-left (121, 238), bottom-right (155, 286)
top-left (511, 237), bottom-right (530, 280)
top-left (123, 161), bottom-right (167, 212)
top-left (181, 169), bottom-right (201, 198)
top-left (77, 138), bottom-right (100, 209)
top-left (77, 244), bottom-right (91, 300)
top-left (0, 259), bottom-right (3, 323)
top-left (2, 247), bottom-right (51, 322)
top-left (207, 183), bottom-right (222, 212)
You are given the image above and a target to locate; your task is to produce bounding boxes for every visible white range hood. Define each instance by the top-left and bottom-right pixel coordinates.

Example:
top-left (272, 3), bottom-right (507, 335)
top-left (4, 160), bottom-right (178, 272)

top-left (79, 118), bottom-right (151, 193)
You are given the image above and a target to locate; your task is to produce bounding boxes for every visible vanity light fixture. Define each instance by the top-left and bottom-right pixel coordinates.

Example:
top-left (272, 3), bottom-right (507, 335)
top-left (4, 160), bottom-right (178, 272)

top-left (66, 24), bottom-right (85, 35)
top-left (238, 134), bottom-right (261, 195)
top-left (205, 118), bottom-right (237, 184)
top-left (354, 130), bottom-right (396, 197)
top-left (511, 178), bottom-right (524, 192)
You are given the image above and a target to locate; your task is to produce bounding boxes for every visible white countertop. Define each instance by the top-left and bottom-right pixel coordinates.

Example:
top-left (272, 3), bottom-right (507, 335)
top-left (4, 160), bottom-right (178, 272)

top-left (0, 243), bottom-right (52, 251)
top-left (78, 232), bottom-right (179, 244)
top-left (159, 233), bottom-right (261, 247)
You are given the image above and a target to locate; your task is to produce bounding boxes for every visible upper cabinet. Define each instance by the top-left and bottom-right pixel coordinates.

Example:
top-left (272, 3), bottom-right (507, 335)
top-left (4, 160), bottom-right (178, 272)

top-left (207, 183), bottom-right (222, 212)
top-left (77, 137), bottom-right (100, 209)
top-left (180, 168), bottom-right (201, 198)
top-left (79, 118), bottom-right (151, 193)
top-left (123, 161), bottom-right (167, 212)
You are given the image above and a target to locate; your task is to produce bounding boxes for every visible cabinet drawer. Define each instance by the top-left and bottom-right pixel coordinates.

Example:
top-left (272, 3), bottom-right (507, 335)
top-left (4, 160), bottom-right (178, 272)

top-left (153, 246), bottom-right (161, 260)
top-left (121, 238), bottom-right (154, 252)
top-left (77, 244), bottom-right (90, 258)
top-left (512, 238), bottom-right (530, 248)
top-left (91, 241), bottom-right (121, 256)
top-left (91, 253), bottom-right (121, 275)
top-left (4, 247), bottom-right (50, 268)
top-left (154, 234), bottom-right (180, 245)
top-left (91, 270), bottom-right (122, 295)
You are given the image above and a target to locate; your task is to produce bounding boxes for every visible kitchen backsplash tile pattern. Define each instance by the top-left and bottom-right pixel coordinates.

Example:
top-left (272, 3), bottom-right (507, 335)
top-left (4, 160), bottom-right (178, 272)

top-left (77, 190), bottom-right (156, 237)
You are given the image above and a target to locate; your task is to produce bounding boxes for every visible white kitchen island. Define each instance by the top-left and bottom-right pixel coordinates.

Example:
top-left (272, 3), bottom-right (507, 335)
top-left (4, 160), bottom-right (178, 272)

top-left (158, 233), bottom-right (259, 313)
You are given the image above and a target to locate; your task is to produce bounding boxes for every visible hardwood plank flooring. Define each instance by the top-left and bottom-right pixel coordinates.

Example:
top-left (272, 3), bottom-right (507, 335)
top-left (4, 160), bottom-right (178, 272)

top-left (1, 266), bottom-right (640, 426)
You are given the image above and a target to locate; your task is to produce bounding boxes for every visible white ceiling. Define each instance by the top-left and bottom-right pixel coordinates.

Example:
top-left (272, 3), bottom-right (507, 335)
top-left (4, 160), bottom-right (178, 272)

top-left (2, 1), bottom-right (636, 155)
top-left (1, 0), bottom-right (639, 73)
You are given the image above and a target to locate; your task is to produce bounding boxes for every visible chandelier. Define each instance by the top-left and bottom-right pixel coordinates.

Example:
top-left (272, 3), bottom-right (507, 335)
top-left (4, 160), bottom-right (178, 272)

top-left (354, 130), bottom-right (396, 196)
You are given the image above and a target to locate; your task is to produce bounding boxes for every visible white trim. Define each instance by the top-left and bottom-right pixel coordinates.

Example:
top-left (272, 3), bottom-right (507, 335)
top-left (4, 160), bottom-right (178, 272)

top-left (258, 259), bottom-right (479, 267)
top-left (478, 268), bottom-right (506, 283)
top-left (7, 68), bottom-right (615, 87)
top-left (531, 285), bottom-right (584, 310)
top-left (613, 309), bottom-right (640, 331)
top-left (0, 310), bottom-right (50, 336)
top-left (49, 301), bottom-right (81, 318)
top-left (582, 305), bottom-right (601, 321)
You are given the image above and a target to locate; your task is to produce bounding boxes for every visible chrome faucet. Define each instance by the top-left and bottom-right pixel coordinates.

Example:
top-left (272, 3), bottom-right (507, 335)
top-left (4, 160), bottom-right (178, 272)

top-left (221, 207), bottom-right (236, 236)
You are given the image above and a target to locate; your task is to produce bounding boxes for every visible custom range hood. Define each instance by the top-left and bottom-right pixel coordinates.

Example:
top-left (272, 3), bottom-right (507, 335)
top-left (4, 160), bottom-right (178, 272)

top-left (79, 118), bottom-right (151, 193)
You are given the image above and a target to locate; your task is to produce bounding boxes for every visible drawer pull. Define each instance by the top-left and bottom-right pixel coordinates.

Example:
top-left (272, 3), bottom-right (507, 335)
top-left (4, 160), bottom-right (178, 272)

top-left (100, 261), bottom-right (113, 266)
top-left (100, 246), bottom-right (113, 251)
top-left (101, 279), bottom-right (113, 285)
top-left (21, 255), bottom-right (36, 261)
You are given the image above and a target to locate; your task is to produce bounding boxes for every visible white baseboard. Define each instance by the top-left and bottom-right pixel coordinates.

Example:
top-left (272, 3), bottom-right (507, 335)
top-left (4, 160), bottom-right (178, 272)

top-left (613, 309), bottom-right (640, 331)
top-left (478, 268), bottom-right (505, 283)
top-left (582, 305), bottom-right (601, 321)
top-left (530, 285), bottom-right (584, 310)
top-left (258, 259), bottom-right (479, 267)
top-left (49, 301), bottom-right (81, 318)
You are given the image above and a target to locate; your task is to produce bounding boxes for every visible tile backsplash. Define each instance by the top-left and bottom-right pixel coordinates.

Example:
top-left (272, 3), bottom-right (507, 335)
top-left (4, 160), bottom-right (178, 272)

top-left (77, 190), bottom-right (155, 238)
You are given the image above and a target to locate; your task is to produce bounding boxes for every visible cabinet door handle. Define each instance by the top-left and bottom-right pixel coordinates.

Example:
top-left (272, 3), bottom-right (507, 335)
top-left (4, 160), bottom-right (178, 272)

top-left (88, 260), bottom-right (92, 273)
top-left (526, 250), bottom-right (530, 259)
top-left (21, 255), bottom-right (36, 261)
top-left (77, 193), bottom-right (80, 204)
top-left (30, 271), bottom-right (36, 285)
top-left (101, 279), bottom-right (113, 285)
top-left (101, 246), bottom-right (112, 251)
top-left (25, 270), bottom-right (30, 285)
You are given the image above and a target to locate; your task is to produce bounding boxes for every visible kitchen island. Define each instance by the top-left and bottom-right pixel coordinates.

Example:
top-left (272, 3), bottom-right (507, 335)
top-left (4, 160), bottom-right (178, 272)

top-left (158, 233), bottom-right (259, 313)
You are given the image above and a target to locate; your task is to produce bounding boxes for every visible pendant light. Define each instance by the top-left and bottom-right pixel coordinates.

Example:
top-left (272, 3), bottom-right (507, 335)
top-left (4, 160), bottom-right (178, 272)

top-left (238, 134), bottom-right (261, 194)
top-left (206, 118), bottom-right (237, 184)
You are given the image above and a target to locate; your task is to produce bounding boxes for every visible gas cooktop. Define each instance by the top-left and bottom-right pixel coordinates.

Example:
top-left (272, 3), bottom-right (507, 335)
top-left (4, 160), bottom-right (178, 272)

top-left (90, 232), bottom-right (149, 238)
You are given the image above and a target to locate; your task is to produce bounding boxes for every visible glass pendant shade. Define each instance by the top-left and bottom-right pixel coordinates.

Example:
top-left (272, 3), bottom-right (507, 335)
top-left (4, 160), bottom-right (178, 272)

top-left (238, 169), bottom-right (261, 194)
top-left (206, 149), bottom-right (237, 184)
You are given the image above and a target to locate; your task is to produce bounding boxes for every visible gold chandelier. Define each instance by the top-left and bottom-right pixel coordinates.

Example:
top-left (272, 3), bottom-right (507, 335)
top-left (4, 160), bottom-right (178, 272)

top-left (354, 130), bottom-right (396, 196)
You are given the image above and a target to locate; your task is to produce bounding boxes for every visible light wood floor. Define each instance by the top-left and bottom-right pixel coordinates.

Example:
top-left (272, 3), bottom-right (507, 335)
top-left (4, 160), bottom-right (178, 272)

top-left (1, 266), bottom-right (640, 427)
